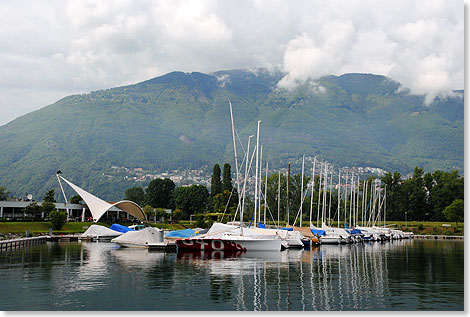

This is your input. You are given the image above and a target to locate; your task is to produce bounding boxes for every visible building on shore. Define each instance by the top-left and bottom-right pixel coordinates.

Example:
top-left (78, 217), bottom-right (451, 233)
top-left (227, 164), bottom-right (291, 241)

top-left (0, 200), bottom-right (138, 223)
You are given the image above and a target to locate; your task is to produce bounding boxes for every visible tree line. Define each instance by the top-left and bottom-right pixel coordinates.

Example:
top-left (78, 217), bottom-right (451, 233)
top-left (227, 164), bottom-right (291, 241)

top-left (381, 167), bottom-right (464, 224)
top-left (124, 165), bottom-right (464, 226)
top-left (0, 164), bottom-right (463, 227)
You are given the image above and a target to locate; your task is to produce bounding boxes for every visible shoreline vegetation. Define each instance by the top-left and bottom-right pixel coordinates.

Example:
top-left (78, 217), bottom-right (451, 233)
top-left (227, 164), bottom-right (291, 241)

top-left (0, 221), bottom-right (463, 241)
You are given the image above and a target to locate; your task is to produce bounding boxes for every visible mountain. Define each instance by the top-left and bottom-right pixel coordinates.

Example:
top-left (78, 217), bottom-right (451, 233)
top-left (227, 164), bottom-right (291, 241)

top-left (0, 69), bottom-right (463, 201)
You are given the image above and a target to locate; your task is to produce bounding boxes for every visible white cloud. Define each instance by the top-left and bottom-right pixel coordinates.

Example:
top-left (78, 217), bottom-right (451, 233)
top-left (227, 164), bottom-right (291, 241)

top-left (0, 0), bottom-right (463, 125)
top-left (277, 0), bottom-right (462, 103)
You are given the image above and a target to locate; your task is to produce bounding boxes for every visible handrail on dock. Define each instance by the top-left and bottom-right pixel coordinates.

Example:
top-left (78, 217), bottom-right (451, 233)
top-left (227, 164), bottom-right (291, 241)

top-left (0, 236), bottom-right (49, 252)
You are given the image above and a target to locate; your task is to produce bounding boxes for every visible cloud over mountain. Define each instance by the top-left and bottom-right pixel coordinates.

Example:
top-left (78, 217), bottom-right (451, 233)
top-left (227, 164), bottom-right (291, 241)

top-left (0, 0), bottom-right (463, 125)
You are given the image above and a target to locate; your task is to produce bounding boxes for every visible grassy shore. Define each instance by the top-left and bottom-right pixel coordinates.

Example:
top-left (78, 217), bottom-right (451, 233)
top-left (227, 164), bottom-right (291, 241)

top-left (0, 222), bottom-right (191, 239)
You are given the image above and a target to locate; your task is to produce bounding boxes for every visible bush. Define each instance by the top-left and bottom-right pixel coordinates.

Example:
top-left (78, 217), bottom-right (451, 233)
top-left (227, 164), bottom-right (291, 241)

top-left (195, 214), bottom-right (207, 228)
top-left (417, 223), bottom-right (424, 230)
top-left (49, 210), bottom-right (67, 230)
top-left (172, 209), bottom-right (183, 222)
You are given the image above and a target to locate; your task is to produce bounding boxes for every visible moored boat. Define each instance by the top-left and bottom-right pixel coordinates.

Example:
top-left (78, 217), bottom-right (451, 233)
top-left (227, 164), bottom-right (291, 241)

top-left (111, 227), bottom-right (165, 248)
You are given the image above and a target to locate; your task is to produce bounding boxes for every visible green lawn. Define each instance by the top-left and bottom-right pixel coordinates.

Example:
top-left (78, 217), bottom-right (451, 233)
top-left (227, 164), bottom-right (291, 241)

top-left (0, 221), bottom-right (192, 236)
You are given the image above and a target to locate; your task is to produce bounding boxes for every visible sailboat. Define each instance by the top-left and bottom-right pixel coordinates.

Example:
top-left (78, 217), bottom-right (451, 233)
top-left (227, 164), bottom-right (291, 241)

top-left (233, 119), bottom-right (305, 249)
top-left (177, 117), bottom-right (282, 252)
top-left (309, 160), bottom-right (341, 244)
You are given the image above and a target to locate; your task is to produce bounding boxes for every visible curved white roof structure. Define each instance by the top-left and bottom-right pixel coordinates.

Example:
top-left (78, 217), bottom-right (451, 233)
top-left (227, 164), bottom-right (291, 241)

top-left (58, 175), bottom-right (146, 222)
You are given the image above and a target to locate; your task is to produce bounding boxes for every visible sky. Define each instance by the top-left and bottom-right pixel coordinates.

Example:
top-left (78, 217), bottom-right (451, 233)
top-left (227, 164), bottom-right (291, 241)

top-left (0, 0), bottom-right (464, 126)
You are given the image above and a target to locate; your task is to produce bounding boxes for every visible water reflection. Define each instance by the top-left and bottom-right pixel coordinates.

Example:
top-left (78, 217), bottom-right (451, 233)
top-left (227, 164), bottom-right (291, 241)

top-left (0, 239), bottom-right (463, 311)
top-left (173, 239), bottom-right (463, 311)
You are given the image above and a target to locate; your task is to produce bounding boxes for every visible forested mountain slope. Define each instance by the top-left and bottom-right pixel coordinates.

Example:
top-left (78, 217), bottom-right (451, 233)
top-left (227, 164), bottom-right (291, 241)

top-left (0, 69), bottom-right (463, 200)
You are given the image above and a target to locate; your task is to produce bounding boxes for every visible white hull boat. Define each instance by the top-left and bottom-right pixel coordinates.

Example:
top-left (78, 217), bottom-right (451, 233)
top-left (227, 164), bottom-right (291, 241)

top-left (320, 235), bottom-right (342, 244)
top-left (176, 223), bottom-right (282, 252)
top-left (111, 227), bottom-right (164, 248)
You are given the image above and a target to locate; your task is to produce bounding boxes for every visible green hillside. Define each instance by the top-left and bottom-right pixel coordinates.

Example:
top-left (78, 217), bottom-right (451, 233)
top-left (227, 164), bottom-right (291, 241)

top-left (0, 69), bottom-right (463, 201)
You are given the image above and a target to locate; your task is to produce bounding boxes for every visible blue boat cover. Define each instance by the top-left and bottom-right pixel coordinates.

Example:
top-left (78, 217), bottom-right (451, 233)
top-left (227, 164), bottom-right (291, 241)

top-left (347, 229), bottom-right (362, 234)
top-left (311, 228), bottom-right (326, 236)
top-left (279, 227), bottom-right (293, 231)
top-left (165, 228), bottom-right (197, 238)
top-left (110, 223), bottom-right (136, 233)
top-left (258, 222), bottom-right (267, 229)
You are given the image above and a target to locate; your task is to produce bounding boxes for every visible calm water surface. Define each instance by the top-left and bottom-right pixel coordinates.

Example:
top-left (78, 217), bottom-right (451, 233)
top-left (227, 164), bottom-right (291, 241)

top-left (0, 239), bottom-right (463, 311)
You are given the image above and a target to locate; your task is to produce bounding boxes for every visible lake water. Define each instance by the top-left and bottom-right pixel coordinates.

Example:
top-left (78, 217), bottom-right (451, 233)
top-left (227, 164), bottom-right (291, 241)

top-left (0, 239), bottom-right (463, 311)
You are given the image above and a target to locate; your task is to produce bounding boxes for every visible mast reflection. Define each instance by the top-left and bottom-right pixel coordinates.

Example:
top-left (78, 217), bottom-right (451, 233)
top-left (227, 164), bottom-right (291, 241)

top-left (174, 241), bottom-right (413, 310)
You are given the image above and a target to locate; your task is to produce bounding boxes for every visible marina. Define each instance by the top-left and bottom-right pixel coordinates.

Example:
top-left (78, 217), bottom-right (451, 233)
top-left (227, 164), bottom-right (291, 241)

top-left (0, 238), bottom-right (463, 311)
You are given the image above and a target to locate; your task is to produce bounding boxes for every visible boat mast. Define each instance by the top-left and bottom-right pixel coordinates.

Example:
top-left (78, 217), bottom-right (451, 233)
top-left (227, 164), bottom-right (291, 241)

top-left (300, 154), bottom-right (305, 227)
top-left (349, 172), bottom-right (354, 227)
top-left (286, 163), bottom-right (290, 226)
top-left (356, 176), bottom-right (360, 227)
top-left (229, 101), bottom-right (241, 215)
top-left (241, 135), bottom-right (254, 236)
top-left (277, 171), bottom-right (281, 227)
top-left (254, 121), bottom-right (261, 228)
top-left (316, 161), bottom-right (323, 227)
top-left (337, 169), bottom-right (341, 228)
top-left (309, 156), bottom-right (317, 227)
top-left (328, 166), bottom-right (333, 227)
top-left (322, 162), bottom-right (327, 227)
top-left (258, 145), bottom-right (263, 225)
top-left (384, 185), bottom-right (387, 227)
top-left (264, 161), bottom-right (268, 226)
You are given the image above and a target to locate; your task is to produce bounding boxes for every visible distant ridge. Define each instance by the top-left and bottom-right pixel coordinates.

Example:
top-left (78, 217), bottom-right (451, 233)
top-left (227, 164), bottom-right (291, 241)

top-left (0, 69), bottom-right (463, 200)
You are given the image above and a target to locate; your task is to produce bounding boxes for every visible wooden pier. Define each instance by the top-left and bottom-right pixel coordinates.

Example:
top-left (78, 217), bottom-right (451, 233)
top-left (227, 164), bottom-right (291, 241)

top-left (0, 236), bottom-right (49, 252)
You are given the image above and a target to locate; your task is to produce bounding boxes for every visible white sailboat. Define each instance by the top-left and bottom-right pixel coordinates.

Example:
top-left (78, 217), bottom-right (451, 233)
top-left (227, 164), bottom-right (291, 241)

top-left (310, 161), bottom-right (341, 244)
top-left (177, 116), bottom-right (282, 252)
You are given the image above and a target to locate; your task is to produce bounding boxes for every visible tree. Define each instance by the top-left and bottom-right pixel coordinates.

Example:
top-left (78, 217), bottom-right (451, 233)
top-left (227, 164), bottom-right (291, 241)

top-left (172, 209), bottom-right (183, 222)
top-left (155, 208), bottom-right (168, 222)
top-left (407, 167), bottom-right (429, 221)
top-left (222, 163), bottom-right (233, 192)
top-left (43, 189), bottom-right (56, 203)
top-left (428, 170), bottom-right (464, 221)
top-left (24, 202), bottom-right (42, 220)
top-left (381, 171), bottom-right (405, 221)
top-left (443, 199), bottom-right (464, 226)
top-left (211, 164), bottom-right (222, 196)
top-left (70, 195), bottom-right (82, 204)
top-left (174, 185), bottom-right (209, 219)
top-left (144, 178), bottom-right (175, 208)
top-left (142, 205), bottom-right (155, 222)
top-left (0, 187), bottom-right (9, 201)
top-left (221, 163), bottom-right (238, 210)
top-left (41, 201), bottom-right (56, 218)
top-left (125, 187), bottom-right (145, 206)
top-left (49, 210), bottom-right (67, 230)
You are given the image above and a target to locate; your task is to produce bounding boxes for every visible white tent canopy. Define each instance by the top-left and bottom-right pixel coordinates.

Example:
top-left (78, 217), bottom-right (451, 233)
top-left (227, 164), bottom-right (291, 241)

top-left (58, 175), bottom-right (146, 222)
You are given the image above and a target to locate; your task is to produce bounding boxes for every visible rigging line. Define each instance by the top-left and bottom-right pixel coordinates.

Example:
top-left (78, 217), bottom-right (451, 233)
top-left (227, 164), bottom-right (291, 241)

top-left (234, 129), bottom-right (246, 157)
top-left (292, 180), bottom-right (312, 227)
top-left (221, 180), bottom-right (236, 221)
top-left (257, 176), bottom-right (281, 227)
top-left (246, 144), bottom-right (258, 228)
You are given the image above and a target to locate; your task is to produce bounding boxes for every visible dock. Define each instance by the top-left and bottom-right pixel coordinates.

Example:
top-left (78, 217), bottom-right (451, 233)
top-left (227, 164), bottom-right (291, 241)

top-left (148, 241), bottom-right (177, 252)
top-left (414, 235), bottom-right (464, 240)
top-left (0, 236), bottom-right (49, 252)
